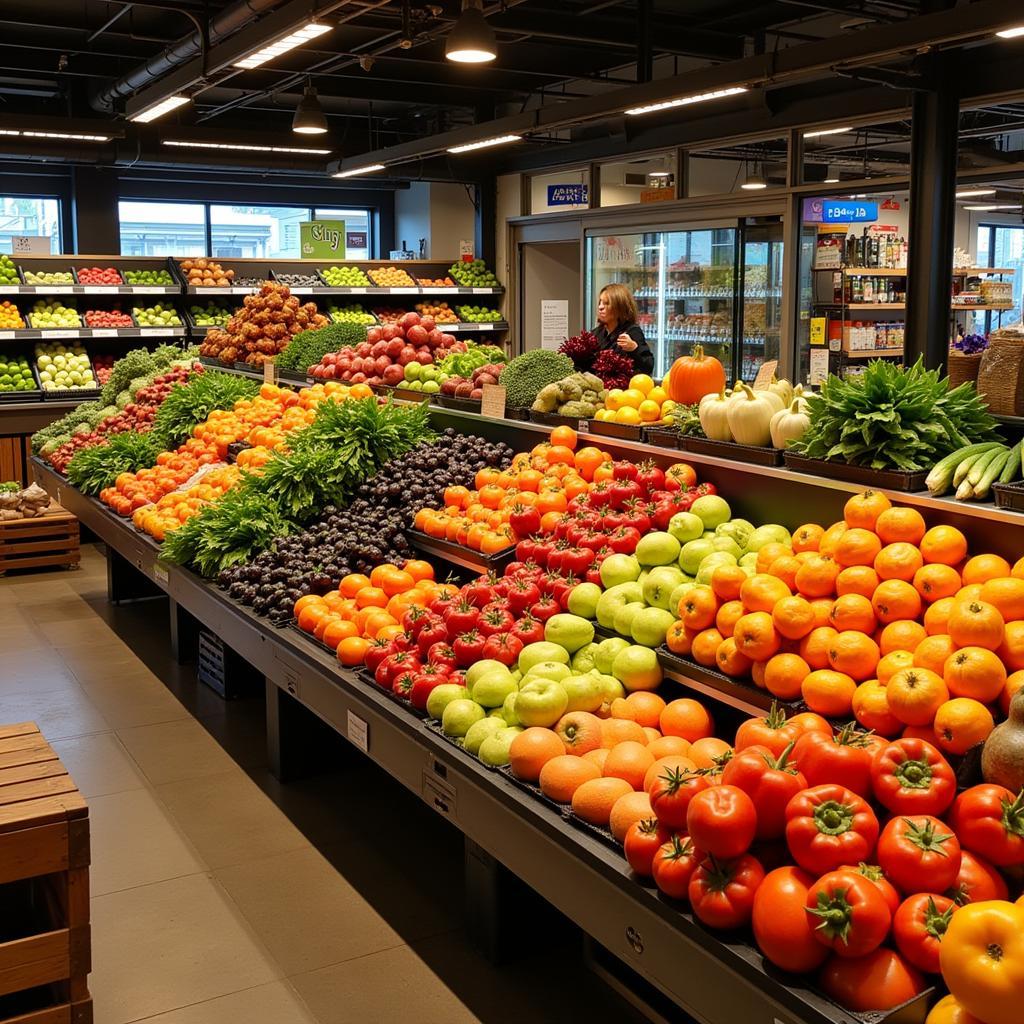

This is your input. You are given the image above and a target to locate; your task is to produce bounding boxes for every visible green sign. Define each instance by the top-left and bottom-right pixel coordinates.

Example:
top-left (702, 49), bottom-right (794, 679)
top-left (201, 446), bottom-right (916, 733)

top-left (300, 220), bottom-right (346, 259)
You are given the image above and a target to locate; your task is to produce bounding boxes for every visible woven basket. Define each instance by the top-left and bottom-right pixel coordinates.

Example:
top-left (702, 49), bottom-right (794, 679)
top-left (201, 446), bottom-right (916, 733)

top-left (976, 327), bottom-right (1024, 415)
top-left (947, 350), bottom-right (983, 389)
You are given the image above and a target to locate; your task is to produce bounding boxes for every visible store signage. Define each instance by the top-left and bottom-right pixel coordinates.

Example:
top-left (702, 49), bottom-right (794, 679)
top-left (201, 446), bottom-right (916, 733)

top-left (822, 200), bottom-right (879, 224)
top-left (11, 235), bottom-right (50, 255)
top-left (640, 187), bottom-right (675, 204)
top-left (752, 360), bottom-right (779, 390)
top-left (809, 348), bottom-right (830, 384)
top-left (881, 198), bottom-right (901, 211)
top-left (459, 239), bottom-right (474, 262)
top-left (541, 299), bottom-right (569, 351)
top-left (480, 384), bottom-right (506, 419)
top-left (547, 183), bottom-right (589, 206)
top-left (300, 220), bottom-right (346, 259)
top-left (346, 231), bottom-right (367, 250)
top-left (868, 224), bottom-right (900, 235)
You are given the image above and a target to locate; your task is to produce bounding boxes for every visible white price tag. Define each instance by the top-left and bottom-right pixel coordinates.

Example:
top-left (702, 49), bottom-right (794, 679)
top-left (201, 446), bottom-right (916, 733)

top-left (0, 286), bottom-right (18, 294)
top-left (90, 329), bottom-right (117, 337)
top-left (422, 772), bottom-right (456, 818)
top-left (48, 330), bottom-right (78, 338)
top-left (153, 563), bottom-right (169, 585)
top-left (0, 330), bottom-right (14, 339)
top-left (48, 286), bottom-right (73, 294)
top-left (472, 287), bottom-right (493, 294)
top-left (476, 323), bottom-right (496, 331)
top-left (85, 286), bottom-right (117, 294)
top-left (390, 287), bottom-right (418, 294)
top-left (347, 710), bottom-right (368, 753)
top-left (140, 327), bottom-right (176, 335)
top-left (195, 286), bottom-right (220, 294)
top-left (132, 286), bottom-right (167, 294)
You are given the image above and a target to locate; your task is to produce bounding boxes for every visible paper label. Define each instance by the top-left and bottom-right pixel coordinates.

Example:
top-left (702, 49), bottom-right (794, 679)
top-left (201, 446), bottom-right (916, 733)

top-left (47, 330), bottom-right (78, 338)
top-left (0, 330), bottom-right (13, 339)
top-left (84, 286), bottom-right (118, 294)
top-left (475, 323), bottom-right (496, 331)
top-left (480, 384), bottom-right (506, 419)
top-left (459, 239), bottom-right (474, 261)
top-left (541, 299), bottom-right (569, 351)
top-left (11, 235), bottom-right (51, 255)
top-left (132, 287), bottom-right (169, 294)
top-left (752, 360), bottom-right (779, 390)
top-left (472, 287), bottom-right (493, 294)
top-left (48, 286), bottom-right (73, 294)
top-left (347, 710), bottom-right (368, 752)
top-left (139, 327), bottom-right (176, 335)
top-left (809, 317), bottom-right (827, 346)
top-left (422, 772), bottom-right (455, 817)
top-left (153, 563), bottom-right (169, 585)
top-left (809, 348), bottom-right (830, 385)
top-left (263, 359), bottom-right (277, 384)
top-left (90, 329), bottom-right (117, 337)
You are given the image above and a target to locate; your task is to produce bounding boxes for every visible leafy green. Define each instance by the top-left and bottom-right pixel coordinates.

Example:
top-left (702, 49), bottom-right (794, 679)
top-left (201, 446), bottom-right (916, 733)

top-left (790, 357), bottom-right (1001, 470)
top-left (100, 348), bottom-right (157, 405)
top-left (437, 342), bottom-right (506, 377)
top-left (32, 401), bottom-right (102, 452)
top-left (150, 371), bottom-right (261, 450)
top-left (65, 431), bottom-right (163, 495)
top-left (672, 403), bottom-right (705, 438)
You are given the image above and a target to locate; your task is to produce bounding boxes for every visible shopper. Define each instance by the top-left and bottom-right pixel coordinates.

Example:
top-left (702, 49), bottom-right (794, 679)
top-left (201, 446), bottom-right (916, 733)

top-left (593, 283), bottom-right (654, 376)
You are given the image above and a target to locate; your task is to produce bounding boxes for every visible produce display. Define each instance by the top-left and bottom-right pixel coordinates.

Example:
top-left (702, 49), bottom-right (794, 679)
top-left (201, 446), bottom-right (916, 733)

top-left (273, 273), bottom-right (320, 288)
top-left (76, 266), bottom-right (123, 286)
top-left (326, 303), bottom-right (376, 325)
top-left (123, 268), bottom-right (174, 286)
top-left (132, 303), bottom-right (183, 328)
top-left (0, 301), bottom-right (26, 328)
top-left (415, 301), bottom-right (458, 324)
top-left (320, 265), bottom-right (371, 287)
top-left (455, 304), bottom-right (503, 323)
top-left (34, 343), bottom-right (95, 391)
top-left (0, 482), bottom-right (51, 520)
top-left (23, 269), bottom-right (73, 285)
top-left (28, 299), bottom-right (80, 329)
top-left (83, 309), bottom-right (133, 328)
top-left (498, 350), bottom-right (574, 410)
top-left (0, 255), bottom-right (19, 285)
top-left (90, 353), bottom-right (115, 385)
top-left (416, 276), bottom-right (456, 287)
top-left (449, 259), bottom-right (499, 287)
top-left (178, 258), bottom-right (235, 287)
top-left (371, 306), bottom-right (407, 324)
top-left (188, 302), bottom-right (233, 327)
top-left (0, 355), bottom-right (37, 393)
top-left (276, 322), bottom-right (366, 374)
top-left (592, 376), bottom-right (676, 425)
top-left (436, 361), bottom-right (505, 400)
top-left (368, 266), bottom-right (417, 287)
top-left (699, 379), bottom-right (809, 448)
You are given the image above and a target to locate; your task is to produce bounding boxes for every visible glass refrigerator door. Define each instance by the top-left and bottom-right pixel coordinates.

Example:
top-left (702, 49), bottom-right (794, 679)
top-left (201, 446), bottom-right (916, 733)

top-left (741, 224), bottom-right (784, 381)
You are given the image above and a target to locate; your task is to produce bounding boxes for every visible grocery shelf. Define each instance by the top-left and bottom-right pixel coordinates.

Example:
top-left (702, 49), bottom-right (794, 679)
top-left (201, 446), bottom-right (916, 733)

top-left (840, 347), bottom-right (903, 359)
top-left (845, 302), bottom-right (907, 310)
top-left (264, 286), bottom-right (504, 297)
top-left (0, 326), bottom-right (185, 340)
top-left (0, 284), bottom-right (179, 295)
top-left (953, 267), bottom-right (1015, 275)
top-left (0, 399), bottom-right (79, 433)
top-left (951, 304), bottom-right (1016, 311)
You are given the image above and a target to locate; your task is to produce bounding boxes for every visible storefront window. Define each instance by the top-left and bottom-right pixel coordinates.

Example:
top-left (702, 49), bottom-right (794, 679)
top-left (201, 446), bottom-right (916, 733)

top-left (599, 153), bottom-right (676, 208)
top-left (800, 119), bottom-right (912, 186)
top-left (210, 205), bottom-right (308, 259)
top-left (0, 195), bottom-right (61, 253)
top-left (118, 201), bottom-right (206, 256)
top-left (687, 137), bottom-right (787, 196)
top-left (530, 168), bottom-right (590, 214)
top-left (314, 208), bottom-right (371, 259)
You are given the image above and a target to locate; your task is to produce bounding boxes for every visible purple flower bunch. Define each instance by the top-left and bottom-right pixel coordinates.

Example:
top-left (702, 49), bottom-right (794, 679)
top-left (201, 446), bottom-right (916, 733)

top-left (953, 333), bottom-right (989, 356)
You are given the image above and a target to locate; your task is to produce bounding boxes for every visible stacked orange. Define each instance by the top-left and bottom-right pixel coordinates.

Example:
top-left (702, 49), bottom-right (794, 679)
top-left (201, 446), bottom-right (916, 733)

top-left (293, 560), bottom-right (458, 666)
top-left (132, 465), bottom-right (241, 541)
top-left (100, 437), bottom-right (219, 516)
top-left (412, 426), bottom-right (612, 552)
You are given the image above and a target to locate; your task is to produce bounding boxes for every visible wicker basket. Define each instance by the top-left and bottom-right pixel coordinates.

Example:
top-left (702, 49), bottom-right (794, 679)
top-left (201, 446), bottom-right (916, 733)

top-left (947, 350), bottom-right (983, 389)
top-left (976, 325), bottom-right (1024, 415)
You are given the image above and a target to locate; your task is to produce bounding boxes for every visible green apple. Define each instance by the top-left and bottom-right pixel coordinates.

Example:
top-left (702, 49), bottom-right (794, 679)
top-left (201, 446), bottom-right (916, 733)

top-left (567, 582), bottom-right (602, 620)
top-left (739, 551), bottom-right (759, 571)
top-left (595, 581), bottom-right (644, 629)
top-left (600, 553), bottom-right (641, 588)
top-left (716, 518), bottom-right (754, 549)
top-left (442, 698), bottom-right (485, 738)
top-left (422, 380), bottom-right (440, 394)
top-left (710, 535), bottom-right (743, 559)
top-left (612, 644), bottom-right (664, 691)
top-left (613, 600), bottom-right (646, 637)
top-left (696, 551), bottom-right (739, 584)
top-left (404, 360), bottom-right (423, 380)
top-left (479, 726), bottom-right (523, 766)
top-left (421, 365), bottom-right (438, 382)
top-left (570, 642), bottom-right (600, 674)
top-left (636, 531), bottom-right (681, 567)
top-left (630, 606), bottom-right (676, 648)
top-left (642, 566), bottom-right (685, 610)
top-left (404, 379), bottom-right (423, 391)
top-left (501, 691), bottom-right (520, 726)
top-left (518, 641), bottom-right (570, 673)
top-left (426, 683), bottom-right (470, 721)
top-left (544, 614), bottom-right (594, 653)
top-left (561, 673), bottom-right (604, 713)
top-left (465, 659), bottom-right (513, 690)
top-left (471, 669), bottom-right (518, 708)
top-left (747, 523), bottom-right (792, 551)
top-left (515, 678), bottom-right (569, 727)
top-left (594, 636), bottom-right (631, 674)
top-left (524, 661), bottom-right (572, 683)
top-left (691, 494), bottom-right (732, 529)
top-left (668, 511), bottom-right (704, 544)
top-left (679, 537), bottom-right (715, 576)
top-left (668, 581), bottom-right (697, 616)
top-left (464, 717), bottom-right (506, 755)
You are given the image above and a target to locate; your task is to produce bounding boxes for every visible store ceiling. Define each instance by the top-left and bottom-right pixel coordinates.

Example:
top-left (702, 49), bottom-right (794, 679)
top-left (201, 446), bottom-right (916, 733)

top-left (0, 1), bottom-right (1022, 180)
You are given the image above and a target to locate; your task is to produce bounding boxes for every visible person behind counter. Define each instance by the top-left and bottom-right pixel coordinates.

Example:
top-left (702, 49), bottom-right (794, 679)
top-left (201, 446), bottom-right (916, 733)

top-left (594, 283), bottom-right (654, 376)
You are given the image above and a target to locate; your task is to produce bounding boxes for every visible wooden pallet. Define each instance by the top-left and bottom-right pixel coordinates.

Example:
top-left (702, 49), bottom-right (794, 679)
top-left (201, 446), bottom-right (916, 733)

top-left (0, 437), bottom-right (32, 489)
top-left (0, 723), bottom-right (91, 1024)
top-left (0, 510), bottom-right (79, 576)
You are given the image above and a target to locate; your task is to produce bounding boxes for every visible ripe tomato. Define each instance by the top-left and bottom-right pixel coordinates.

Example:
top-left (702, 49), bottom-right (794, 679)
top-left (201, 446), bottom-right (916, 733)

top-left (878, 814), bottom-right (962, 894)
top-left (946, 849), bottom-right (1009, 906)
top-left (623, 818), bottom-right (669, 878)
top-left (850, 863), bottom-right (901, 916)
top-left (947, 785), bottom-right (1024, 867)
top-left (649, 765), bottom-right (709, 831)
top-left (686, 785), bottom-right (757, 859)
top-left (806, 868), bottom-right (892, 958)
top-left (819, 948), bottom-right (926, 1012)
top-left (733, 702), bottom-right (803, 757)
top-left (721, 744), bottom-right (806, 840)
top-left (784, 784), bottom-right (880, 876)
top-left (893, 893), bottom-right (955, 974)
top-left (870, 737), bottom-right (956, 817)
top-left (792, 723), bottom-right (876, 797)
top-left (651, 835), bottom-right (701, 899)
top-left (751, 866), bottom-right (828, 974)
top-left (688, 853), bottom-right (765, 930)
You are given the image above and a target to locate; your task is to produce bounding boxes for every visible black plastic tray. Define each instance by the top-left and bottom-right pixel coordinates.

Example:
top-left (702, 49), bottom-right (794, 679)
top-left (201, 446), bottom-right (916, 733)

top-left (529, 409), bottom-right (589, 428)
top-left (680, 435), bottom-right (783, 466)
top-left (588, 419), bottom-right (647, 441)
top-left (992, 480), bottom-right (1024, 511)
top-left (0, 388), bottom-right (42, 403)
top-left (782, 452), bottom-right (930, 492)
top-left (40, 386), bottom-right (101, 403)
top-left (407, 528), bottom-right (516, 572)
top-left (434, 394), bottom-right (483, 413)
top-left (642, 426), bottom-right (682, 449)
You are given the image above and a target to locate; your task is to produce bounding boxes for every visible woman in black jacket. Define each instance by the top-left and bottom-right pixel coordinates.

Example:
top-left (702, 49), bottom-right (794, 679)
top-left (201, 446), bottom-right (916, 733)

top-left (593, 283), bottom-right (654, 376)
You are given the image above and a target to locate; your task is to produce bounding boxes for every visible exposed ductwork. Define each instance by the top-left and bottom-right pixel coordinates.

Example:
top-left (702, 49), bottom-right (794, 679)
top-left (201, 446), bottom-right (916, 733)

top-left (90, 0), bottom-right (286, 113)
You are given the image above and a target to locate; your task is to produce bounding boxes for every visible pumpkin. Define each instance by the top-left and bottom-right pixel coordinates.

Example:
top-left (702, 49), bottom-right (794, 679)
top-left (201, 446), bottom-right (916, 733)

top-left (666, 345), bottom-right (726, 404)
top-left (770, 398), bottom-right (810, 449)
top-left (981, 686), bottom-right (1024, 791)
top-left (725, 384), bottom-right (775, 446)
top-left (698, 388), bottom-right (733, 441)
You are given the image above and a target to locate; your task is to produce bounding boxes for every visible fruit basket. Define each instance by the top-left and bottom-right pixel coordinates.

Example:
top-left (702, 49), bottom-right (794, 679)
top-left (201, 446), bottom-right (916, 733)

top-left (680, 435), bottom-right (784, 467)
top-left (782, 452), bottom-right (930, 492)
top-left (434, 394), bottom-right (482, 413)
top-left (0, 356), bottom-right (42, 403)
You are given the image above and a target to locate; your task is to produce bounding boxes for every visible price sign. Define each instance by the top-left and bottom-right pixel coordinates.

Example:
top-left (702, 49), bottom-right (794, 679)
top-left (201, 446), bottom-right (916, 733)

top-left (472, 287), bottom-right (493, 294)
top-left (153, 563), bottom-right (169, 586)
top-left (86, 286), bottom-right (117, 294)
top-left (11, 235), bottom-right (50, 255)
top-left (48, 330), bottom-right (78, 338)
top-left (90, 329), bottom-right (117, 337)
top-left (480, 384), bottom-right (506, 420)
top-left (752, 360), bottom-right (779, 390)
top-left (347, 711), bottom-right (368, 753)
top-left (0, 330), bottom-right (13, 339)
top-left (132, 287), bottom-right (166, 294)
top-left (822, 200), bottom-right (879, 224)
top-left (263, 359), bottom-right (277, 384)
top-left (49, 286), bottom-right (73, 294)
top-left (459, 239), bottom-right (474, 262)
top-left (476, 323), bottom-right (496, 331)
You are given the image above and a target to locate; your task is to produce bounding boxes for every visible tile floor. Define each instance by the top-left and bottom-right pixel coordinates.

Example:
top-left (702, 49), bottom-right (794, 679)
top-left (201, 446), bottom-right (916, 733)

top-left (0, 546), bottom-right (649, 1024)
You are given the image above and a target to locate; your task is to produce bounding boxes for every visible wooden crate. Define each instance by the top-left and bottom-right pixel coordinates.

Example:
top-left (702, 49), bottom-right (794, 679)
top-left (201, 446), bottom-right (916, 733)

top-left (0, 437), bottom-right (32, 488)
top-left (0, 723), bottom-right (91, 1024)
top-left (0, 510), bottom-right (79, 577)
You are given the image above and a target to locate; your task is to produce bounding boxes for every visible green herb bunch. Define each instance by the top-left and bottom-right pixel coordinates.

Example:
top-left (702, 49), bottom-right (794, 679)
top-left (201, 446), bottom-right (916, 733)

top-left (672, 403), bottom-right (705, 438)
top-left (276, 322), bottom-right (367, 373)
top-left (65, 431), bottom-right (163, 495)
top-left (150, 371), bottom-right (261, 450)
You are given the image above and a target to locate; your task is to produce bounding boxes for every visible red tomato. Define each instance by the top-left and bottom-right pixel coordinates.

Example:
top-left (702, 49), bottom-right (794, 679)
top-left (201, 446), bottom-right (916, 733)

top-left (947, 785), bottom-right (1024, 868)
top-left (649, 766), bottom-right (710, 831)
top-left (623, 818), bottom-right (668, 878)
top-left (870, 737), bottom-right (956, 817)
top-left (850, 862), bottom-right (901, 916)
top-left (721, 743), bottom-right (807, 840)
top-left (792, 723), bottom-right (876, 797)
top-left (688, 853), bottom-right (765, 930)
top-left (686, 785), bottom-right (757, 859)
top-left (945, 849), bottom-right (1010, 906)
top-left (818, 948), bottom-right (927, 1012)
top-left (784, 784), bottom-right (880, 876)
top-left (752, 866), bottom-right (829, 974)
top-left (877, 814), bottom-right (962, 894)
top-left (651, 835), bottom-right (701, 899)
top-left (806, 868), bottom-right (892, 958)
top-left (734, 702), bottom-right (798, 758)
top-left (892, 893), bottom-right (955, 974)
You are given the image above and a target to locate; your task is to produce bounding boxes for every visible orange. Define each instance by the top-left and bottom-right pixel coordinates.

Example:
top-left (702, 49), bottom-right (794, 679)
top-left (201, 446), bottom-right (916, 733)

top-left (555, 711), bottom-right (603, 755)
top-left (756, 542), bottom-right (795, 574)
top-left (716, 636), bottom-right (754, 677)
top-left (801, 669), bottom-right (857, 717)
top-left (643, 754), bottom-right (697, 793)
top-left (711, 564), bottom-right (748, 602)
top-left (914, 633), bottom-right (958, 676)
top-left (836, 565), bottom-right (881, 600)
top-left (336, 636), bottom-right (371, 667)
top-left (1000, 670), bottom-right (1024, 715)
top-left (875, 506), bottom-right (927, 546)
top-left (297, 604), bottom-right (332, 634)
top-left (763, 652), bottom-right (811, 700)
top-left (355, 586), bottom-right (388, 609)
top-left (403, 559), bottom-right (435, 582)
top-left (646, 735), bottom-right (692, 760)
top-left (877, 649), bottom-right (914, 685)
top-left (690, 628), bottom-right (724, 666)
top-left (751, 660), bottom-right (768, 689)
top-left (294, 594), bottom-right (328, 615)
top-left (844, 490), bottom-right (892, 530)
top-left (875, 542), bottom-right (924, 582)
top-left (681, 586), bottom-right (719, 630)
top-left (872, 579), bottom-right (922, 624)
top-left (583, 748), bottom-right (609, 772)
top-left (1013, 557), bottom-right (1024, 579)
top-left (665, 621), bottom-right (696, 656)
top-left (609, 698), bottom-right (638, 722)
top-left (827, 630), bottom-right (880, 681)
top-left (364, 610), bottom-right (398, 638)
top-left (549, 425), bottom-right (578, 450)
top-left (902, 724), bottom-right (938, 742)
top-left (795, 555), bottom-right (840, 599)
top-left (792, 523), bottom-right (825, 552)
top-left (571, 776), bottom-right (634, 825)
top-left (913, 564), bottom-right (962, 604)
top-left (809, 598), bottom-right (836, 627)
top-left (932, 698), bottom-right (995, 755)
top-left (852, 679), bottom-right (904, 737)
top-left (773, 595), bottom-right (817, 640)
top-left (768, 555), bottom-right (802, 592)
top-left (659, 699), bottom-right (714, 742)
top-left (602, 741), bottom-right (656, 790)
top-left (819, 521), bottom-right (849, 557)
top-left (957, 584), bottom-right (985, 604)
top-left (688, 736), bottom-right (733, 770)
top-left (879, 619), bottom-right (928, 655)
top-left (834, 528), bottom-right (883, 568)
top-left (998, 620), bottom-right (1024, 672)
top-left (920, 525), bottom-right (968, 566)
top-left (339, 572), bottom-right (371, 598)
top-left (643, 726), bottom-right (664, 745)
top-left (377, 566), bottom-right (415, 596)
top-left (609, 791), bottom-right (655, 842)
top-left (732, 611), bottom-right (781, 661)
top-left (800, 625), bottom-right (839, 670)
top-left (599, 718), bottom-right (647, 748)
top-left (962, 554), bottom-right (1012, 586)
top-left (925, 597), bottom-right (956, 636)
top-left (886, 667), bottom-right (949, 726)
top-left (980, 577), bottom-right (1024, 621)
top-left (509, 728), bottom-right (565, 781)
top-left (321, 618), bottom-right (358, 650)
top-left (943, 646), bottom-right (1007, 703)
top-left (715, 600), bottom-right (746, 639)
top-left (947, 600), bottom-right (1005, 651)
top-left (625, 691), bottom-right (666, 729)
top-left (829, 594), bottom-right (878, 634)
top-left (735, 573), bottom-right (790, 614)
top-left (539, 755), bottom-right (601, 803)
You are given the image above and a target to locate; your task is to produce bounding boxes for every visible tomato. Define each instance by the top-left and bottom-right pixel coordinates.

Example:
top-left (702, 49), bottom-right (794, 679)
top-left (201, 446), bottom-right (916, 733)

top-left (624, 818), bottom-right (669, 878)
top-left (651, 835), bottom-right (701, 899)
top-left (452, 630), bottom-right (485, 666)
top-left (415, 619), bottom-right (449, 655)
top-left (784, 711), bottom-right (834, 740)
top-left (851, 862), bottom-right (901, 916)
top-left (509, 614), bottom-right (545, 647)
top-left (871, 737), bottom-right (956, 817)
top-left (785, 784), bottom-right (880, 876)
top-left (878, 814), bottom-right (961, 895)
top-left (947, 785), bottom-right (1024, 868)
top-left (940, 900), bottom-right (1024, 1024)
top-left (688, 853), bottom-right (765, 930)
top-left (480, 632), bottom-right (523, 666)
top-left (444, 599), bottom-right (480, 634)
top-left (806, 868), bottom-right (892, 958)
top-left (686, 785), bottom-right (757, 859)
top-left (721, 742), bottom-right (807, 840)
top-left (946, 849), bottom-right (1009, 906)
top-left (374, 650), bottom-right (420, 688)
top-left (733, 702), bottom-right (799, 758)
top-left (819, 947), bottom-right (926, 1012)
top-left (925, 994), bottom-right (986, 1024)
top-left (649, 765), bottom-right (710, 831)
top-left (751, 866), bottom-right (829, 974)
top-left (792, 723), bottom-right (876, 797)
top-left (892, 893), bottom-right (955, 974)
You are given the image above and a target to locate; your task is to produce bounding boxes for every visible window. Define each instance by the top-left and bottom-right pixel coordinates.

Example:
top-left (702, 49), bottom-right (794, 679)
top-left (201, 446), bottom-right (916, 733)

top-left (529, 169), bottom-right (591, 214)
top-left (119, 201), bottom-right (206, 257)
top-left (210, 205), bottom-right (308, 259)
top-left (599, 154), bottom-right (677, 208)
top-left (314, 208), bottom-right (371, 259)
top-left (0, 195), bottom-right (61, 253)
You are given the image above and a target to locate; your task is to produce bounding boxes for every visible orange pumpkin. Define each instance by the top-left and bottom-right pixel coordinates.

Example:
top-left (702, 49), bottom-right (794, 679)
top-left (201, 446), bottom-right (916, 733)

top-left (665, 344), bottom-right (726, 404)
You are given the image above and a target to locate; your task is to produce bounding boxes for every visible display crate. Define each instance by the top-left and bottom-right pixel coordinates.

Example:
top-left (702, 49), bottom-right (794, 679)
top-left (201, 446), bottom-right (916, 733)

top-left (991, 480), bottom-right (1024, 512)
top-left (641, 425), bottom-right (682, 449)
top-left (0, 507), bottom-right (79, 576)
top-left (679, 435), bottom-right (784, 467)
top-left (783, 451), bottom-right (930, 492)
top-left (407, 528), bottom-right (516, 573)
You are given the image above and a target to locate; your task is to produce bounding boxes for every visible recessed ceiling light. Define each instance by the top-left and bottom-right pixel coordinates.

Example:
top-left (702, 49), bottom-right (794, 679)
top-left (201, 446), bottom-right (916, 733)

top-left (446, 0), bottom-right (497, 63)
top-left (333, 163), bottom-right (386, 178)
top-left (625, 86), bottom-right (747, 117)
top-left (164, 139), bottom-right (331, 155)
top-left (956, 189), bottom-right (997, 198)
top-left (996, 25), bottom-right (1024, 38)
top-left (129, 94), bottom-right (190, 123)
top-left (0, 128), bottom-right (110, 142)
top-left (234, 22), bottom-right (332, 70)
top-left (804, 126), bottom-right (853, 138)
top-left (447, 134), bottom-right (520, 154)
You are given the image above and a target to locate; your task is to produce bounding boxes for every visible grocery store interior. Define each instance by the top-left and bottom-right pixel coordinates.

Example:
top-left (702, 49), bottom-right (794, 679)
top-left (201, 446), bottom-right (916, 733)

top-left (3, 3), bottom-right (1024, 1024)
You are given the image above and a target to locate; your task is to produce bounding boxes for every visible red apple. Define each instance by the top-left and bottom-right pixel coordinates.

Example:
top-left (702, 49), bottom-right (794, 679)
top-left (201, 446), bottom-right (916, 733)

top-left (367, 327), bottom-right (382, 343)
top-left (400, 311), bottom-right (421, 331)
top-left (382, 364), bottom-right (405, 385)
top-left (440, 333), bottom-right (456, 347)
top-left (397, 345), bottom-right (417, 365)
top-left (406, 324), bottom-right (428, 346)
top-left (374, 355), bottom-right (391, 375)
top-left (350, 372), bottom-right (367, 383)
top-left (371, 339), bottom-right (388, 357)
top-left (385, 338), bottom-right (405, 358)
top-left (428, 328), bottom-right (444, 346)
top-left (419, 316), bottom-right (436, 333)
top-left (381, 325), bottom-right (399, 342)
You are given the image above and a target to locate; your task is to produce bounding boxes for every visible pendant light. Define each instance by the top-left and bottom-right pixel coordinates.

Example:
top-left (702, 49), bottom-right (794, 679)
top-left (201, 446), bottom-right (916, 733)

top-left (293, 82), bottom-right (328, 135)
top-left (446, 0), bottom-right (497, 63)
top-left (741, 161), bottom-right (767, 190)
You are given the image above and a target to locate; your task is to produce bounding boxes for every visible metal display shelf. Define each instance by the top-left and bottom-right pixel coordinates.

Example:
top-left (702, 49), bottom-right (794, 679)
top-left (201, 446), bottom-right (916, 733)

top-left (262, 285), bottom-right (504, 296)
top-left (29, 456), bottom-right (901, 1024)
top-left (0, 399), bottom-right (78, 433)
top-left (0, 284), bottom-right (179, 296)
top-left (0, 326), bottom-right (185, 340)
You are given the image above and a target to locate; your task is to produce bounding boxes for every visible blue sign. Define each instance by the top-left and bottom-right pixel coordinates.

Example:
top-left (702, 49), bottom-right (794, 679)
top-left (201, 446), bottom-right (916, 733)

top-left (822, 200), bottom-right (879, 224)
top-left (547, 183), bottom-right (589, 206)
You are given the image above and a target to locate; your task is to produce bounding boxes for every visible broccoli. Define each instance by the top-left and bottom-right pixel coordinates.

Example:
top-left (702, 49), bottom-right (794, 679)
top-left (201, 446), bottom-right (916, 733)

top-left (100, 348), bottom-right (157, 405)
top-left (151, 343), bottom-right (185, 368)
top-left (499, 351), bottom-right (574, 409)
top-left (277, 322), bottom-right (367, 372)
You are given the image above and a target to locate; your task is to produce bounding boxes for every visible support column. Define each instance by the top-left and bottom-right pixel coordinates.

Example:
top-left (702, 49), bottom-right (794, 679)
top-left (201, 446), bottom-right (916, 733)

top-left (475, 176), bottom-right (496, 268)
top-left (637, 0), bottom-right (653, 84)
top-left (71, 167), bottom-right (121, 253)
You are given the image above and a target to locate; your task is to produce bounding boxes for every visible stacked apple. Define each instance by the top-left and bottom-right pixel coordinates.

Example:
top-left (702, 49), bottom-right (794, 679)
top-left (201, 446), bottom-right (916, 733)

top-left (34, 343), bottom-right (95, 391)
top-left (371, 306), bottom-right (407, 325)
top-left (437, 362), bottom-right (504, 400)
top-left (83, 309), bottom-right (133, 328)
top-left (28, 299), bottom-right (80, 329)
top-left (449, 259), bottom-right (499, 287)
top-left (76, 266), bottom-right (123, 285)
top-left (0, 356), bottom-right (37, 393)
top-left (24, 269), bottom-right (73, 285)
top-left (309, 311), bottom-right (460, 385)
top-left (133, 304), bottom-right (183, 327)
top-left (320, 265), bottom-right (370, 287)
top-left (327, 303), bottom-right (376, 325)
top-left (90, 353), bottom-right (115, 385)
top-left (0, 300), bottom-right (25, 328)
top-left (456, 304), bottom-right (503, 323)
top-left (189, 302), bottom-right (233, 326)
top-left (0, 254), bottom-right (18, 285)
top-left (124, 268), bottom-right (174, 286)
top-left (368, 266), bottom-right (416, 287)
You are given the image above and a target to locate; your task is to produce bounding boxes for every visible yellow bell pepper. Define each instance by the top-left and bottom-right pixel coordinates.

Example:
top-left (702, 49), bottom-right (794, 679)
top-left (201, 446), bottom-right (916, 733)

top-left (926, 994), bottom-right (984, 1024)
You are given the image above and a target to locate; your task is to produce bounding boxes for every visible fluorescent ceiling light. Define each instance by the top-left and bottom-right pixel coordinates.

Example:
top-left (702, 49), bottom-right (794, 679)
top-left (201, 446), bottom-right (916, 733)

top-left (447, 133), bottom-right (520, 154)
top-left (333, 163), bottom-right (386, 178)
top-left (234, 22), bottom-right (332, 70)
top-left (649, 170), bottom-right (671, 178)
top-left (130, 94), bottom-right (190, 123)
top-left (964, 204), bottom-right (1021, 211)
top-left (804, 126), bottom-right (853, 138)
top-left (164, 139), bottom-right (331, 155)
top-left (824, 177), bottom-right (840, 184)
top-left (996, 26), bottom-right (1024, 38)
top-left (625, 85), bottom-right (747, 117)
top-left (0, 128), bottom-right (110, 142)
top-left (956, 188), bottom-right (997, 198)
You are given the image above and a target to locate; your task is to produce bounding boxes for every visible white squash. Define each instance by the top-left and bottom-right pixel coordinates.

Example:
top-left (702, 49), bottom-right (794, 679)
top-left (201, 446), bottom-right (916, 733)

top-left (770, 398), bottom-right (811, 449)
top-left (759, 388), bottom-right (785, 414)
top-left (699, 388), bottom-right (725, 415)
top-left (699, 388), bottom-right (733, 441)
top-left (726, 384), bottom-right (775, 446)
top-left (768, 376), bottom-right (794, 407)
